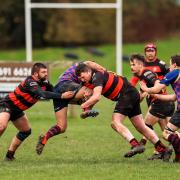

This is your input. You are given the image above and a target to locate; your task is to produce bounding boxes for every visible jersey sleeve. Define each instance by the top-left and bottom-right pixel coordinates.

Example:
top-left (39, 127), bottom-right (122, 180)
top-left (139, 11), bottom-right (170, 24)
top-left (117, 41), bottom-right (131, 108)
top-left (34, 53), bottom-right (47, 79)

top-left (159, 60), bottom-right (169, 75)
top-left (26, 79), bottom-right (39, 92)
top-left (26, 79), bottom-right (62, 99)
top-left (130, 75), bottom-right (139, 87)
top-left (92, 72), bottom-right (104, 87)
top-left (42, 80), bottom-right (54, 91)
top-left (160, 69), bottom-right (179, 86)
top-left (143, 70), bottom-right (158, 85)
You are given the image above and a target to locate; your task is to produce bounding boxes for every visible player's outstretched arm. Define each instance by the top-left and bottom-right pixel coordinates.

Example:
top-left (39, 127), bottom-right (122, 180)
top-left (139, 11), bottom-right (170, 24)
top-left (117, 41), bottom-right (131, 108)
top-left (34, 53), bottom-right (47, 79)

top-left (32, 87), bottom-right (74, 100)
top-left (81, 86), bottom-right (102, 109)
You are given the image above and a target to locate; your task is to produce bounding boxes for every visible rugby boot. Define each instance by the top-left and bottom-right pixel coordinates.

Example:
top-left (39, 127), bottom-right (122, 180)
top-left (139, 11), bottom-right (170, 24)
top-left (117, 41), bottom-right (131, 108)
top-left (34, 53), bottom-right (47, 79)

top-left (161, 148), bottom-right (173, 162)
top-left (36, 135), bottom-right (46, 155)
top-left (148, 145), bottom-right (173, 161)
top-left (147, 153), bottom-right (162, 160)
top-left (124, 144), bottom-right (145, 158)
top-left (5, 150), bottom-right (15, 161)
top-left (4, 156), bottom-right (15, 161)
top-left (80, 109), bottom-right (99, 119)
top-left (173, 157), bottom-right (180, 163)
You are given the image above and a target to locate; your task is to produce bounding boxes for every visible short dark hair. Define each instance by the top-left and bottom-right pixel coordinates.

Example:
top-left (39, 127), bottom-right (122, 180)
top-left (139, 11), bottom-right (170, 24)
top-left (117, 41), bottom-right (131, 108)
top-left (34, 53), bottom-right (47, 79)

top-left (75, 63), bottom-right (90, 76)
top-left (130, 54), bottom-right (145, 64)
top-left (171, 55), bottom-right (180, 66)
top-left (31, 63), bottom-right (47, 75)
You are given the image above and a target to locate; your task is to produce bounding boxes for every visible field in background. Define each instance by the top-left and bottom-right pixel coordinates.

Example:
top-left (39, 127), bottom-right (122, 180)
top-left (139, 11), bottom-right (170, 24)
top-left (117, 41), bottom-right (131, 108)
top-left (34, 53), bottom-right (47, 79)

top-left (0, 39), bottom-right (179, 179)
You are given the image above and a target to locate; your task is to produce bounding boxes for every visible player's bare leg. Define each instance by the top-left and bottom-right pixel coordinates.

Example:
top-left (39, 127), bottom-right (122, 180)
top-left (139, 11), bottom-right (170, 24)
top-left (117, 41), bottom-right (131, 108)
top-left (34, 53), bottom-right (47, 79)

top-left (139, 112), bottom-right (168, 160)
top-left (140, 112), bottom-right (159, 146)
top-left (36, 107), bottom-right (68, 155)
top-left (163, 123), bottom-right (180, 162)
top-left (0, 112), bottom-right (10, 136)
top-left (111, 113), bottom-right (145, 158)
top-left (36, 86), bottom-right (99, 155)
top-left (130, 114), bottom-right (172, 161)
top-left (158, 118), bottom-right (168, 131)
top-left (5, 114), bottom-right (31, 161)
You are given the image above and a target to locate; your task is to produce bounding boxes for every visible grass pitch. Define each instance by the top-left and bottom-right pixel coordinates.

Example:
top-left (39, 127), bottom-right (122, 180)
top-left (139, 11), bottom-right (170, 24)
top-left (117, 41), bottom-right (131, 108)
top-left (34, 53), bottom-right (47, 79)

top-left (0, 100), bottom-right (179, 180)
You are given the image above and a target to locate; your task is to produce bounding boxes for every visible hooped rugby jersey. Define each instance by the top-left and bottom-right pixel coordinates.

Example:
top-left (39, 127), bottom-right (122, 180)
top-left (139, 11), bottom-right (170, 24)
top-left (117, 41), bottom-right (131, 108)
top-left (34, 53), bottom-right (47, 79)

top-left (83, 71), bottom-right (129, 101)
top-left (57, 63), bottom-right (81, 84)
top-left (138, 69), bottom-right (167, 103)
top-left (130, 59), bottom-right (169, 86)
top-left (2, 76), bottom-right (60, 111)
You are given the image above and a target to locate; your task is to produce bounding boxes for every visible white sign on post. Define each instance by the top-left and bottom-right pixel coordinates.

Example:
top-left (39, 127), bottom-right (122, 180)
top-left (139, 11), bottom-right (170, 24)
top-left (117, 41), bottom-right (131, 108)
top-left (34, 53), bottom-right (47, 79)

top-left (0, 62), bottom-right (33, 98)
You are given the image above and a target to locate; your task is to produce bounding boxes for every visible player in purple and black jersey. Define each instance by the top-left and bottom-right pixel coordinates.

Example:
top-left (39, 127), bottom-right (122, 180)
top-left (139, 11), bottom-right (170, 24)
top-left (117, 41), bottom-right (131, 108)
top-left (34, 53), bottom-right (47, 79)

top-left (0, 63), bottom-right (74, 161)
top-left (140, 55), bottom-right (180, 162)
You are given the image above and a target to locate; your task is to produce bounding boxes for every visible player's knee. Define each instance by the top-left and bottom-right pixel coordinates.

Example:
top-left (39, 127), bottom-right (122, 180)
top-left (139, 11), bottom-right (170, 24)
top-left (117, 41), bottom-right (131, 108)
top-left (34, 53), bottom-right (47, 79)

top-left (163, 126), bottom-right (175, 140)
top-left (16, 129), bottom-right (32, 141)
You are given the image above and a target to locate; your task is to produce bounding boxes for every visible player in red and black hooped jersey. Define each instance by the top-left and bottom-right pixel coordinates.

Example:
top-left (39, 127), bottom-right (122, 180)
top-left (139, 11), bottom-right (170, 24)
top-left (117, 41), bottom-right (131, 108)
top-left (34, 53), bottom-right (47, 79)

top-left (129, 44), bottom-right (175, 157)
top-left (0, 63), bottom-right (74, 161)
top-left (130, 54), bottom-right (175, 160)
top-left (139, 55), bottom-right (180, 162)
top-left (130, 43), bottom-right (169, 87)
top-left (75, 63), bottom-right (172, 161)
top-left (4, 76), bottom-right (58, 112)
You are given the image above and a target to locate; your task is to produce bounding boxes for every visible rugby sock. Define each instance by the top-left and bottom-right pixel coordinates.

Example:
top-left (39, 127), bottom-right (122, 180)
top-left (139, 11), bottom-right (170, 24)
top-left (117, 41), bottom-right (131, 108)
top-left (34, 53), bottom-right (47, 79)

top-left (155, 140), bottom-right (166, 153)
top-left (175, 154), bottom-right (180, 161)
top-left (130, 138), bottom-right (140, 147)
top-left (168, 134), bottom-right (180, 159)
top-left (42, 125), bottom-right (61, 144)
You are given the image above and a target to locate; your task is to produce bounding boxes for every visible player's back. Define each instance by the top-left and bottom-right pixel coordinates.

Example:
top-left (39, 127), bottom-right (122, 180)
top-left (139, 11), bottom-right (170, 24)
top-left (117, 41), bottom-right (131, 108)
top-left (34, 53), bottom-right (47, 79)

top-left (57, 63), bottom-right (81, 84)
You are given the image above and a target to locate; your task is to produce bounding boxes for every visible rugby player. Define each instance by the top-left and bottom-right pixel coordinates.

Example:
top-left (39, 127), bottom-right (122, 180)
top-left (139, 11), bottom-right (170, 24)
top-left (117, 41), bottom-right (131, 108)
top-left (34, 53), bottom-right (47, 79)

top-left (36, 61), bottom-right (105, 155)
top-left (130, 43), bottom-right (175, 159)
top-left (0, 63), bottom-right (74, 161)
top-left (140, 55), bottom-right (180, 162)
top-left (131, 43), bottom-right (171, 132)
top-left (130, 54), bottom-right (174, 160)
top-left (74, 63), bottom-right (172, 161)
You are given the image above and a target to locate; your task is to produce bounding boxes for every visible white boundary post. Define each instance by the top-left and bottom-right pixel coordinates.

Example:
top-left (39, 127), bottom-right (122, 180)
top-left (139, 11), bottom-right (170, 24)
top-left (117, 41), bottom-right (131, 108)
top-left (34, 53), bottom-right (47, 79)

top-left (116, 0), bottom-right (122, 75)
top-left (25, 0), bottom-right (122, 74)
top-left (25, 0), bottom-right (32, 62)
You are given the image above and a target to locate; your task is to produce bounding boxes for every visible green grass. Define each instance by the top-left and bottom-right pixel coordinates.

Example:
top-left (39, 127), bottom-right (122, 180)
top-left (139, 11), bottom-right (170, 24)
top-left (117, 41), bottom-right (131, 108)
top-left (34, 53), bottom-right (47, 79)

top-left (0, 39), bottom-right (179, 179)
top-left (0, 100), bottom-right (179, 180)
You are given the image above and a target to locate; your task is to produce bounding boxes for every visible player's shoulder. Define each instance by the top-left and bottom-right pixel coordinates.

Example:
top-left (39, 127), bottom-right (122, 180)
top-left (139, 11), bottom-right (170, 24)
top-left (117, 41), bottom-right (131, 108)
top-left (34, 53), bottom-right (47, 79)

top-left (158, 60), bottom-right (166, 65)
top-left (156, 58), bottom-right (167, 66)
top-left (142, 69), bottom-right (154, 76)
top-left (25, 76), bottom-right (38, 86)
top-left (156, 59), bottom-right (169, 72)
